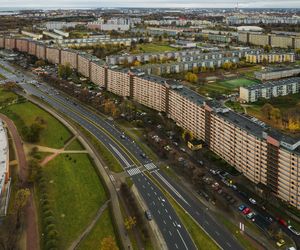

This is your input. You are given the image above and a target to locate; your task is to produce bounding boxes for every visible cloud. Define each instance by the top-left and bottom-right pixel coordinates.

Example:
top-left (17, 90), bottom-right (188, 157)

top-left (0, 0), bottom-right (300, 8)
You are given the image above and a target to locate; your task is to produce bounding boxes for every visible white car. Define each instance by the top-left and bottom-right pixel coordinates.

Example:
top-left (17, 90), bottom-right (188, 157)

top-left (249, 198), bottom-right (256, 205)
top-left (288, 225), bottom-right (300, 236)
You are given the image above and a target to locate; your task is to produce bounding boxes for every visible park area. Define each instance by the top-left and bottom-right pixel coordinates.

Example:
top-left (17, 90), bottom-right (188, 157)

top-left (197, 77), bottom-right (259, 97)
top-left (0, 93), bottom-right (118, 250)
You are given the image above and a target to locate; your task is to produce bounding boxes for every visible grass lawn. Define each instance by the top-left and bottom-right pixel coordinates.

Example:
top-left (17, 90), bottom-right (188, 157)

top-left (132, 43), bottom-right (178, 54)
top-left (2, 101), bottom-right (72, 148)
top-left (198, 78), bottom-right (259, 97)
top-left (217, 215), bottom-right (258, 250)
top-left (219, 78), bottom-right (259, 89)
top-left (42, 154), bottom-right (107, 249)
top-left (146, 173), bottom-right (219, 250)
top-left (0, 73), bottom-right (6, 79)
top-left (65, 138), bottom-right (84, 151)
top-left (77, 208), bottom-right (118, 250)
top-left (78, 125), bottom-right (124, 173)
top-left (0, 87), bottom-right (18, 104)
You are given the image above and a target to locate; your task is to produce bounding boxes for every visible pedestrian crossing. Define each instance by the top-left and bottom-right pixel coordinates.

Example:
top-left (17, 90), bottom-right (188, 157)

top-left (127, 167), bottom-right (141, 176)
top-left (144, 162), bottom-right (157, 171)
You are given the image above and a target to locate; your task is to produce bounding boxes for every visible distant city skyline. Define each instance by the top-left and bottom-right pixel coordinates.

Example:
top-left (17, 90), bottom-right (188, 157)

top-left (0, 0), bottom-right (300, 9)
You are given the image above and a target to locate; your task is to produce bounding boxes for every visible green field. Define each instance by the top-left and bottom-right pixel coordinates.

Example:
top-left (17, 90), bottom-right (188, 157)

top-left (0, 88), bottom-right (18, 104)
top-left (42, 154), bottom-right (107, 249)
top-left (2, 101), bottom-right (71, 148)
top-left (219, 78), bottom-right (258, 89)
top-left (65, 139), bottom-right (84, 150)
top-left (198, 78), bottom-right (259, 97)
top-left (77, 208), bottom-right (118, 250)
top-left (132, 43), bottom-right (178, 54)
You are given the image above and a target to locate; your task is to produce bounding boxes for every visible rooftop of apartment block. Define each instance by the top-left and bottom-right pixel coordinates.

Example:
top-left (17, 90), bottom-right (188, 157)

top-left (242, 77), bottom-right (300, 91)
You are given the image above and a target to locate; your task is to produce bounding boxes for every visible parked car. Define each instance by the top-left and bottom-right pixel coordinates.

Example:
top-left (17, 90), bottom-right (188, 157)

top-left (242, 207), bottom-right (251, 215)
top-left (120, 134), bottom-right (126, 139)
top-left (246, 212), bottom-right (256, 220)
top-left (238, 204), bottom-right (246, 211)
top-left (277, 218), bottom-right (288, 227)
top-left (145, 210), bottom-right (152, 221)
top-left (249, 198), bottom-right (257, 204)
top-left (276, 239), bottom-right (285, 247)
top-left (288, 225), bottom-right (300, 236)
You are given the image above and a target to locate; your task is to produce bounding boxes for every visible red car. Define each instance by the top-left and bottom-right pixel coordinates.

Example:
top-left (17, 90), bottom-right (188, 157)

top-left (278, 218), bottom-right (288, 227)
top-left (242, 207), bottom-right (251, 215)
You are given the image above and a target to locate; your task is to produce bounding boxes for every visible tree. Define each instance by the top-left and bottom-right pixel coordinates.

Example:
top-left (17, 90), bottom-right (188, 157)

top-left (182, 130), bottom-right (194, 142)
top-left (100, 236), bottom-right (119, 250)
top-left (124, 216), bottom-right (137, 230)
top-left (185, 72), bottom-right (198, 83)
top-left (35, 60), bottom-right (46, 67)
top-left (264, 44), bottom-right (272, 53)
top-left (261, 103), bottom-right (274, 120)
top-left (222, 61), bottom-right (233, 70)
top-left (270, 108), bottom-right (281, 123)
top-left (58, 63), bottom-right (72, 79)
top-left (200, 66), bottom-right (207, 73)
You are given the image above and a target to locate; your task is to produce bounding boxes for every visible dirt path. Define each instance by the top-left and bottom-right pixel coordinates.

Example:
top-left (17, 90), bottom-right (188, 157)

top-left (0, 114), bottom-right (39, 250)
top-left (68, 199), bottom-right (111, 250)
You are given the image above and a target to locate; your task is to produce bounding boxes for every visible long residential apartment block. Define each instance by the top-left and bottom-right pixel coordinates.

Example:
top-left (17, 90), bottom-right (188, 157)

top-left (246, 52), bottom-right (295, 64)
top-left (240, 77), bottom-right (300, 102)
top-left (239, 32), bottom-right (300, 49)
top-left (3, 37), bottom-right (300, 210)
top-left (255, 67), bottom-right (300, 81)
top-left (106, 48), bottom-right (260, 65)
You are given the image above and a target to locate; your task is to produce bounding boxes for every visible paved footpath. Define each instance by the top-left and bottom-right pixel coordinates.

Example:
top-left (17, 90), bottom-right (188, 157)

top-left (68, 199), bottom-right (111, 250)
top-left (0, 114), bottom-right (39, 250)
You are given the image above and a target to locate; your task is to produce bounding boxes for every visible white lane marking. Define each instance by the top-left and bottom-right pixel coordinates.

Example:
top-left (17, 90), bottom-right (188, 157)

top-left (177, 229), bottom-right (189, 250)
top-left (163, 220), bottom-right (166, 225)
top-left (169, 231), bottom-right (172, 236)
top-left (153, 170), bottom-right (190, 207)
top-left (175, 243), bottom-right (178, 249)
top-left (144, 162), bottom-right (157, 171)
top-left (215, 231), bottom-right (220, 236)
top-left (169, 215), bottom-right (172, 220)
top-left (226, 242), bottom-right (231, 247)
top-left (165, 208), bottom-right (168, 213)
top-left (154, 192), bottom-right (157, 195)
top-left (109, 175), bottom-right (115, 182)
top-left (158, 210), bottom-right (161, 214)
top-left (109, 143), bottom-right (131, 168)
top-left (127, 167), bottom-right (141, 176)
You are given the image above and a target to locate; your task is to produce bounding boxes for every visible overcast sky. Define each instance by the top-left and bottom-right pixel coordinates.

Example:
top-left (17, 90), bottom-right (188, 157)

top-left (0, 0), bottom-right (300, 8)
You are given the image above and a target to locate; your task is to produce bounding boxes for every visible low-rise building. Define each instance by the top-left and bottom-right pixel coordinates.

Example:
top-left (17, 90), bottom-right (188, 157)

top-left (239, 77), bottom-right (300, 102)
top-left (255, 67), bottom-right (300, 81)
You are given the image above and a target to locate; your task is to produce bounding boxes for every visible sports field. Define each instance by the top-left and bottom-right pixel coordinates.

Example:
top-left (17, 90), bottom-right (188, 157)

top-left (218, 78), bottom-right (259, 89)
top-left (198, 77), bottom-right (259, 97)
top-left (132, 43), bottom-right (178, 54)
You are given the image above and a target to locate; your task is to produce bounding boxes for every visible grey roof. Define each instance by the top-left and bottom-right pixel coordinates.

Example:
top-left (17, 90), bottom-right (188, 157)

top-left (243, 77), bottom-right (300, 91)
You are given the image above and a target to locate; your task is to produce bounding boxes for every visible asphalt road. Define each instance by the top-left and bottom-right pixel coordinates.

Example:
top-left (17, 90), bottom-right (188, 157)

top-left (0, 59), bottom-right (244, 250)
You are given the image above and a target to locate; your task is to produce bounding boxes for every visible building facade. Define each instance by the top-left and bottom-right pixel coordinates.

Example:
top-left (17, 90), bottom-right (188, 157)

top-left (240, 77), bottom-right (300, 102)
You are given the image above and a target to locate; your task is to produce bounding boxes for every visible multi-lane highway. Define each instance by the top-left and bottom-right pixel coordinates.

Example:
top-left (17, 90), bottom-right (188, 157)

top-left (0, 59), bottom-right (244, 250)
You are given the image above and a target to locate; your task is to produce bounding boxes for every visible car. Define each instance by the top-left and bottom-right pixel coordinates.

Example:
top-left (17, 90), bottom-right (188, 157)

top-left (180, 147), bottom-right (186, 152)
top-left (238, 204), bottom-right (246, 211)
top-left (278, 218), bottom-right (288, 227)
top-left (249, 198), bottom-right (257, 204)
top-left (242, 207), bottom-right (251, 215)
top-left (145, 210), bottom-right (152, 221)
top-left (140, 153), bottom-right (146, 158)
top-left (288, 225), bottom-right (300, 236)
top-left (246, 212), bottom-right (256, 220)
top-left (276, 239), bottom-right (285, 247)
top-left (210, 169), bottom-right (217, 175)
top-left (120, 134), bottom-right (126, 139)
